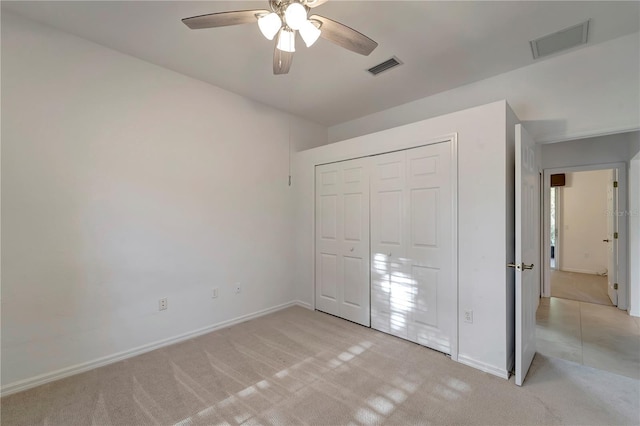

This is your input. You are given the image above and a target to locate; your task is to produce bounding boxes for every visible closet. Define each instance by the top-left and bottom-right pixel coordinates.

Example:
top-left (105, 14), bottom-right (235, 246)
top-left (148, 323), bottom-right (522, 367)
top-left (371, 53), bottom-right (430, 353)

top-left (315, 141), bottom-right (454, 354)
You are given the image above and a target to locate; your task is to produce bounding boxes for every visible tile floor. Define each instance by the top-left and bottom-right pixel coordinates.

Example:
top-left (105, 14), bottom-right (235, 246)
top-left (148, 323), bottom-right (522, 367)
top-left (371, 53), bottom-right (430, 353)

top-left (536, 297), bottom-right (640, 379)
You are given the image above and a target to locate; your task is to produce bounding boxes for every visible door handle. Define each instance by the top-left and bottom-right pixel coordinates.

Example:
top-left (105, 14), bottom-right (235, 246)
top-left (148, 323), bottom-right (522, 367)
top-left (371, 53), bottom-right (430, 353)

top-left (507, 263), bottom-right (534, 271)
top-left (350, 247), bottom-right (354, 252)
top-left (603, 239), bottom-right (610, 242)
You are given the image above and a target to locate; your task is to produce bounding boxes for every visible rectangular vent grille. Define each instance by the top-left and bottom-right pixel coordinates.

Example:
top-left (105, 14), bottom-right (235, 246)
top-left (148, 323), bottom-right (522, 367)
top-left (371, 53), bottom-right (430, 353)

top-left (530, 20), bottom-right (589, 59)
top-left (368, 57), bottom-right (402, 75)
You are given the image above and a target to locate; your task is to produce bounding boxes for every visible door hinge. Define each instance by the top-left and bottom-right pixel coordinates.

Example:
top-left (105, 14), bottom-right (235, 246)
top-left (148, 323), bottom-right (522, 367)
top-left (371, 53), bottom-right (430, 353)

top-left (614, 232), bottom-right (618, 239)
top-left (288, 175), bottom-right (292, 186)
top-left (613, 181), bottom-right (618, 188)
top-left (614, 283), bottom-right (618, 290)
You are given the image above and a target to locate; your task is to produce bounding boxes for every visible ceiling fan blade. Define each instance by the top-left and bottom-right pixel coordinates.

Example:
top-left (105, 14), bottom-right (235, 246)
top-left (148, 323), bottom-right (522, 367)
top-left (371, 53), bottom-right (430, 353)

top-left (274, 46), bottom-right (294, 75)
top-left (182, 10), bottom-right (269, 29)
top-left (309, 15), bottom-right (378, 56)
top-left (306, 0), bottom-right (330, 8)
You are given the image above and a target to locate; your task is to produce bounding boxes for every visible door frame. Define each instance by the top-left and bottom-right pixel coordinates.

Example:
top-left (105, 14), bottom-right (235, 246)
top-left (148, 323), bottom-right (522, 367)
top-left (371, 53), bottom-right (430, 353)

top-left (312, 134), bottom-right (459, 360)
top-left (542, 162), bottom-right (628, 310)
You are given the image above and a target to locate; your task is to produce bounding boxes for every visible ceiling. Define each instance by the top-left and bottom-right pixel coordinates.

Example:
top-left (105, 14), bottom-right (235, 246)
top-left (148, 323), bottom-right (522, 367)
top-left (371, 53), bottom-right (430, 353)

top-left (3, 1), bottom-right (639, 127)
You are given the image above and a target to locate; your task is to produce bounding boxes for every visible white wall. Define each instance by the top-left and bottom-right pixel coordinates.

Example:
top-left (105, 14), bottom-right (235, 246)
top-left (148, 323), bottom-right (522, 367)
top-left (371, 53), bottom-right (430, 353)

top-left (328, 33), bottom-right (639, 145)
top-left (295, 101), bottom-right (514, 378)
top-left (541, 132), bottom-right (639, 170)
top-left (558, 171), bottom-right (610, 275)
top-left (1, 12), bottom-right (327, 391)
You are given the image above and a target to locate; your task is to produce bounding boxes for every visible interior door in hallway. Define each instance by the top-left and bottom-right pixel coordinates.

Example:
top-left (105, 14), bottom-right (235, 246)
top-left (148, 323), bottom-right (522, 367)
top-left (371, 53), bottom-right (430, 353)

top-left (515, 123), bottom-right (541, 386)
top-left (371, 142), bottom-right (453, 354)
top-left (315, 158), bottom-right (370, 326)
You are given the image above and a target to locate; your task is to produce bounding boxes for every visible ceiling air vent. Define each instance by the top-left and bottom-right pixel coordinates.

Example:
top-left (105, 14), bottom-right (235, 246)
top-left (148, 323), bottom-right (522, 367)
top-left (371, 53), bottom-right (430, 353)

top-left (367, 57), bottom-right (403, 76)
top-left (530, 20), bottom-right (589, 59)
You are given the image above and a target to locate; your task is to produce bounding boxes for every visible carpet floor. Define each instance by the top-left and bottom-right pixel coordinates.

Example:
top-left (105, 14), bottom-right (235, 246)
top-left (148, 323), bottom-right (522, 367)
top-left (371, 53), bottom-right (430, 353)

top-left (2, 306), bottom-right (638, 425)
top-left (551, 270), bottom-right (612, 306)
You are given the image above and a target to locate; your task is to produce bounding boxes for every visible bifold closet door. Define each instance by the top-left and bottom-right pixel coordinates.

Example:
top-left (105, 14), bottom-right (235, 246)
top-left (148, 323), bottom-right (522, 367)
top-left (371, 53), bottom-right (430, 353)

top-left (370, 142), bottom-right (453, 354)
top-left (315, 158), bottom-right (370, 326)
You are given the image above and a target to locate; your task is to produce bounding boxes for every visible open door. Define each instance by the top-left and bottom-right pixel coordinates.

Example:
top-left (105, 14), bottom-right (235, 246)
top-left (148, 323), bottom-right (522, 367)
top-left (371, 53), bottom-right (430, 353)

top-left (514, 124), bottom-right (541, 386)
top-left (606, 169), bottom-right (618, 306)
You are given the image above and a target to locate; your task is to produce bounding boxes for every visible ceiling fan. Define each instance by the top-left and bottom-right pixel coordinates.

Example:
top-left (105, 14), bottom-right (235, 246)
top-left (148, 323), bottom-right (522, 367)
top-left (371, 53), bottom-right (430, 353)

top-left (182, 0), bottom-right (378, 75)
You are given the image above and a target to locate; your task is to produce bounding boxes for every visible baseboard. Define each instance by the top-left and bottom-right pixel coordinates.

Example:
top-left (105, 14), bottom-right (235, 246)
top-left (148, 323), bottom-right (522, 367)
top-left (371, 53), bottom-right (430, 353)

top-left (1, 301), bottom-right (299, 397)
top-left (559, 267), bottom-right (601, 275)
top-left (457, 354), bottom-right (510, 380)
top-left (294, 300), bottom-right (313, 310)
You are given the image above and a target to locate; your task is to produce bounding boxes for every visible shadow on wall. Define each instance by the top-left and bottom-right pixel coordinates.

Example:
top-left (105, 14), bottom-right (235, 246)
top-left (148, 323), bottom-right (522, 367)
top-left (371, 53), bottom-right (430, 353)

top-left (631, 132), bottom-right (640, 159)
top-left (521, 120), bottom-right (567, 143)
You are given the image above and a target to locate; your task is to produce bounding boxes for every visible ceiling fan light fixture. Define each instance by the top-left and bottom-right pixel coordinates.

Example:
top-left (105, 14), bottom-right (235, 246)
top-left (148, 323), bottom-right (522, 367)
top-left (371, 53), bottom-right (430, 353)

top-left (277, 28), bottom-right (296, 53)
top-left (258, 12), bottom-right (282, 40)
top-left (284, 2), bottom-right (307, 30)
top-left (299, 19), bottom-right (321, 47)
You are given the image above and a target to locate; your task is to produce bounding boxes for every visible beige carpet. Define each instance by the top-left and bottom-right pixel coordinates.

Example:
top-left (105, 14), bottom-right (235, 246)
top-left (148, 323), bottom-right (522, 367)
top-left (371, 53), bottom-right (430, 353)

top-left (2, 306), bottom-right (639, 425)
top-left (551, 270), bottom-right (613, 306)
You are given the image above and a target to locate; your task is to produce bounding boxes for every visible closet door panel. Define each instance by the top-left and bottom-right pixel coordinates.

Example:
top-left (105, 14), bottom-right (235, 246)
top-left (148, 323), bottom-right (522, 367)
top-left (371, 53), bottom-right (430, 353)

top-left (315, 158), bottom-right (370, 326)
top-left (405, 143), bottom-right (453, 353)
top-left (338, 159), bottom-right (370, 325)
top-left (370, 152), bottom-right (408, 338)
top-left (316, 163), bottom-right (343, 317)
top-left (371, 142), bottom-right (453, 354)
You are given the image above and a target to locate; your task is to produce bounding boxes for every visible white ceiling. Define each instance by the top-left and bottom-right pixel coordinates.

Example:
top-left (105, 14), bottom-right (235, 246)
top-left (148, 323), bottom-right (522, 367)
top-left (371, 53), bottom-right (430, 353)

top-left (3, 1), bottom-right (639, 127)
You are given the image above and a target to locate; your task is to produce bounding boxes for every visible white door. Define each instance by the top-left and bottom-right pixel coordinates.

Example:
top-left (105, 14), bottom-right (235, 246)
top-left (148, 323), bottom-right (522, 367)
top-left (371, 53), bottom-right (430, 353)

top-left (606, 170), bottom-right (618, 306)
top-left (371, 142), bottom-right (454, 354)
top-left (315, 158), bottom-right (370, 326)
top-left (515, 124), bottom-right (540, 386)
top-left (370, 151), bottom-right (408, 338)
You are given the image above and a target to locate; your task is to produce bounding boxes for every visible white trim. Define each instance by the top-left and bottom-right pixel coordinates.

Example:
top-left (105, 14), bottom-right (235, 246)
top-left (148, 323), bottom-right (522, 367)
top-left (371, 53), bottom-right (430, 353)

top-left (457, 354), bottom-right (510, 380)
top-left (294, 300), bottom-right (313, 310)
top-left (542, 162), bottom-right (629, 310)
top-left (0, 301), bottom-right (300, 397)
top-left (450, 134), bottom-right (459, 362)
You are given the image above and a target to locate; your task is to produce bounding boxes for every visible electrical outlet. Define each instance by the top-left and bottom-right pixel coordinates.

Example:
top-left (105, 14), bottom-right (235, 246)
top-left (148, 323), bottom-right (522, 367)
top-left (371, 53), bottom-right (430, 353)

top-left (464, 310), bottom-right (473, 323)
top-left (159, 297), bottom-right (168, 311)
top-left (212, 288), bottom-right (218, 299)
top-left (235, 284), bottom-right (241, 294)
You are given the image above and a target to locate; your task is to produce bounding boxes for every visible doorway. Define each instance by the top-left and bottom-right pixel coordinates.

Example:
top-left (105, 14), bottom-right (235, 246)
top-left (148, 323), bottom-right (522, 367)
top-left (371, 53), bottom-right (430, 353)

top-left (543, 163), bottom-right (628, 310)
top-left (547, 169), bottom-right (613, 306)
top-left (537, 162), bottom-right (638, 379)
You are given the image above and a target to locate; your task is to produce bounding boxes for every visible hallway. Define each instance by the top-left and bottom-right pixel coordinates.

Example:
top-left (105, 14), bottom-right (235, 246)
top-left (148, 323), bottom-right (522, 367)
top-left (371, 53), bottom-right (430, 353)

top-left (536, 297), bottom-right (640, 379)
top-left (550, 270), bottom-right (612, 306)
